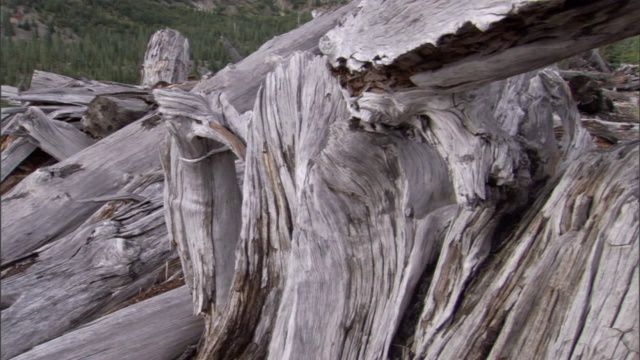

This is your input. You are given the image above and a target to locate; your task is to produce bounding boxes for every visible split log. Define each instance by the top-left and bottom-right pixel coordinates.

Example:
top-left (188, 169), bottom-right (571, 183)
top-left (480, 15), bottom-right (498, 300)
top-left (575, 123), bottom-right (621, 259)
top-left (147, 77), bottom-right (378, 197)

top-left (0, 169), bottom-right (178, 359)
top-left (82, 94), bottom-right (153, 138)
top-left (140, 29), bottom-right (190, 88)
top-left (581, 117), bottom-right (640, 144)
top-left (16, 107), bottom-right (95, 160)
top-left (11, 286), bottom-right (203, 360)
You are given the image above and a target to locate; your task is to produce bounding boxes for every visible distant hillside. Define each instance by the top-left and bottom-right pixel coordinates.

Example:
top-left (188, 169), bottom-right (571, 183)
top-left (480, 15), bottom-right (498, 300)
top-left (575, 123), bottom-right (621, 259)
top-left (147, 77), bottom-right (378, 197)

top-left (0, 0), bottom-right (347, 87)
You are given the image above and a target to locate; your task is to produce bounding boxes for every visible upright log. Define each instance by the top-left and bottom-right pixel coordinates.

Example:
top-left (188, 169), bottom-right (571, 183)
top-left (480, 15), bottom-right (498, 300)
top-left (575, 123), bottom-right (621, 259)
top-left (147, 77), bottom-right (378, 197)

top-left (140, 29), bottom-right (190, 88)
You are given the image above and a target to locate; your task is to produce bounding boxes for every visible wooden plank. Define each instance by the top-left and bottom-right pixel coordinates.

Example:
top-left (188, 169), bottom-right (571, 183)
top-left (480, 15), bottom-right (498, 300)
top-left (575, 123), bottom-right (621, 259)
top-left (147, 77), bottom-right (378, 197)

top-left (17, 107), bottom-right (95, 161)
top-left (11, 286), bottom-right (203, 360)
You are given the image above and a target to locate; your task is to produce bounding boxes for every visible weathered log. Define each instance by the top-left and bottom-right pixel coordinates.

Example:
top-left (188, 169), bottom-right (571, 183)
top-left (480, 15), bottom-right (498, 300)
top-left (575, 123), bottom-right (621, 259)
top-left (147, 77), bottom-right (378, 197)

top-left (0, 115), bottom-right (165, 266)
top-left (140, 28), bottom-right (190, 88)
top-left (586, 48), bottom-right (612, 73)
top-left (581, 117), bottom-right (640, 144)
top-left (0, 169), bottom-right (176, 359)
top-left (321, 0), bottom-right (640, 93)
top-left (11, 286), bottom-right (203, 360)
top-left (16, 107), bottom-right (95, 160)
top-left (411, 141), bottom-right (639, 359)
top-left (153, 1), bottom-right (640, 359)
top-left (156, 89), bottom-right (243, 313)
top-left (0, 135), bottom-right (37, 182)
top-left (82, 94), bottom-right (152, 138)
top-left (191, 2), bottom-right (358, 112)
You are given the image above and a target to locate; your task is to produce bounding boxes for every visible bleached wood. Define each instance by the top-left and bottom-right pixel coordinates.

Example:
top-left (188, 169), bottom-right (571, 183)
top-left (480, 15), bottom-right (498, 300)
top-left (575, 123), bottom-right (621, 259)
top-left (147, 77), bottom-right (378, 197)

top-left (141, 29), bottom-right (190, 88)
top-left (29, 70), bottom-right (81, 89)
top-left (162, 115), bottom-right (242, 314)
top-left (411, 141), bottom-right (639, 360)
top-left (321, 0), bottom-right (640, 92)
top-left (1, 170), bottom-right (176, 359)
top-left (0, 116), bottom-right (165, 266)
top-left (0, 7), bottom-right (353, 267)
top-left (191, 1), bottom-right (358, 112)
top-left (11, 286), bottom-right (203, 360)
top-left (16, 107), bottom-right (95, 160)
top-left (0, 135), bottom-right (37, 182)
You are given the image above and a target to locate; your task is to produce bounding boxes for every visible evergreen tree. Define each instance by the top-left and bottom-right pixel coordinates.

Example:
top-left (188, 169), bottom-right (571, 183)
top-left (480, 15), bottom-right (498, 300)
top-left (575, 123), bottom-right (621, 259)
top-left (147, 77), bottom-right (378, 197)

top-left (2, 12), bottom-right (15, 37)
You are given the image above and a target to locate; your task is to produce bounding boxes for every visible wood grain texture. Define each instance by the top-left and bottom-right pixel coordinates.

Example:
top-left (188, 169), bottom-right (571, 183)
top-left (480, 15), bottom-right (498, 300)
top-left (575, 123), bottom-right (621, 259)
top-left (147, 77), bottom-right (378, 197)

top-left (322, 0), bottom-right (640, 93)
top-left (11, 286), bottom-right (203, 360)
top-left (0, 135), bottom-right (36, 182)
top-left (0, 115), bottom-right (165, 266)
top-left (17, 107), bottom-right (95, 160)
top-left (140, 29), bottom-right (190, 88)
top-left (1, 170), bottom-right (175, 359)
top-left (411, 141), bottom-right (639, 360)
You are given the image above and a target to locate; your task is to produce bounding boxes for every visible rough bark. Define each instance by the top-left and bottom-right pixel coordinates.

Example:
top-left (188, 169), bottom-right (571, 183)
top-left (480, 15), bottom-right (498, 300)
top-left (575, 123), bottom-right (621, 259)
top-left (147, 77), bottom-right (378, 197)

top-left (140, 28), bottom-right (190, 88)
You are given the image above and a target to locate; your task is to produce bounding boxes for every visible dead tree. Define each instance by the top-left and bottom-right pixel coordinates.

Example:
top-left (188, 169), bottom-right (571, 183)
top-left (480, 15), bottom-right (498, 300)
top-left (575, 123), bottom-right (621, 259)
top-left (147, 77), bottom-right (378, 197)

top-left (159, 1), bottom-right (640, 359)
top-left (1, 1), bottom-right (638, 360)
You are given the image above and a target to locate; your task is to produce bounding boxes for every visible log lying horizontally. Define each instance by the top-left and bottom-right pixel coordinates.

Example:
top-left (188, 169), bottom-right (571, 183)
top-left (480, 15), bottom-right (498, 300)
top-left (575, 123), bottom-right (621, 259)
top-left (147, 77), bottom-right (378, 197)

top-left (11, 286), bottom-right (203, 360)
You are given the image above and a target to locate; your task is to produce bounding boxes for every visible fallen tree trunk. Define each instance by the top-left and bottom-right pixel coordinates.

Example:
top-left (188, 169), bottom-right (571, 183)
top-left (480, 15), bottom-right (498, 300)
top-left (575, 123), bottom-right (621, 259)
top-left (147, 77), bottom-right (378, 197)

top-left (11, 286), bottom-right (203, 360)
top-left (0, 169), bottom-right (176, 359)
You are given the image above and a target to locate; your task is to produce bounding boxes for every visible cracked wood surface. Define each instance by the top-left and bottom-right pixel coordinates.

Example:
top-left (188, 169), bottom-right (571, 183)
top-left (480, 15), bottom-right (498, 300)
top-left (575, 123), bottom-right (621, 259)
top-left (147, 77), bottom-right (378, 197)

top-left (0, 170), bottom-right (177, 359)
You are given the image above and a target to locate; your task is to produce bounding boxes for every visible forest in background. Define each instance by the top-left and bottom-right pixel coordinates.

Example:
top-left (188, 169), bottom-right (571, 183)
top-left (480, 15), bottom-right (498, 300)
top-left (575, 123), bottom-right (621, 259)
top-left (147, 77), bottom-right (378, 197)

top-left (0, 0), bottom-right (636, 89)
top-left (0, 0), bottom-right (347, 87)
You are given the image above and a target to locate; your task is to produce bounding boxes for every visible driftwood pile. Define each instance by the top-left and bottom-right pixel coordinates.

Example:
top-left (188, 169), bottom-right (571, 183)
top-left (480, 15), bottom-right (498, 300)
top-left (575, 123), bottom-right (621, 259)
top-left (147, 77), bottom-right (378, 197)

top-left (1, 1), bottom-right (639, 360)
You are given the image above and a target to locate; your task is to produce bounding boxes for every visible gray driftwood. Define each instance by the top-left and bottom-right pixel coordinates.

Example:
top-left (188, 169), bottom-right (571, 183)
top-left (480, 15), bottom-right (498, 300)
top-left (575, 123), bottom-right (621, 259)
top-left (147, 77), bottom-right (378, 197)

top-left (16, 107), bottom-right (95, 160)
top-left (0, 135), bottom-right (37, 182)
top-left (2, 1), bottom-right (639, 359)
top-left (140, 29), bottom-right (190, 88)
top-left (11, 286), bottom-right (203, 360)
top-left (0, 170), bottom-right (177, 359)
top-left (156, 1), bottom-right (639, 359)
